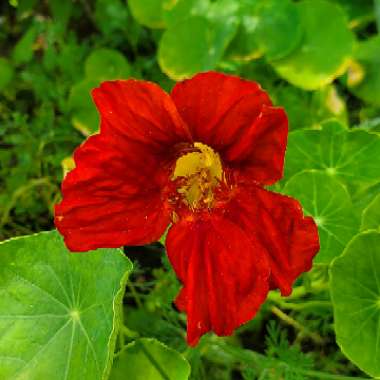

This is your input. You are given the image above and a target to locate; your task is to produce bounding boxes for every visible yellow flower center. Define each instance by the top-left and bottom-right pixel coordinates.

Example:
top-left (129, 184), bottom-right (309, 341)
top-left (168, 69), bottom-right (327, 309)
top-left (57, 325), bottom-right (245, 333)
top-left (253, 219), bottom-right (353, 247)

top-left (172, 142), bottom-right (224, 210)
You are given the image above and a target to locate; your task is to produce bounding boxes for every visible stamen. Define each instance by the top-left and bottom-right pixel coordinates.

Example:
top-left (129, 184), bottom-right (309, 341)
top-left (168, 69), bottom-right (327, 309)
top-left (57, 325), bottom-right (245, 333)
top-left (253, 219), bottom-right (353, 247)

top-left (172, 143), bottom-right (224, 209)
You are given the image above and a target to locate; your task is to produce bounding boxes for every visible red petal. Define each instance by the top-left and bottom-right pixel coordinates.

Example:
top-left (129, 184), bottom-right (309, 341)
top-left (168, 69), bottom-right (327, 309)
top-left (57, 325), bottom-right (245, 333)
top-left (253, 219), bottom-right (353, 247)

top-left (92, 79), bottom-right (191, 151)
top-left (225, 106), bottom-right (288, 185)
top-left (166, 215), bottom-right (270, 346)
top-left (226, 185), bottom-right (320, 296)
top-left (171, 71), bottom-right (287, 185)
top-left (55, 131), bottom-right (170, 251)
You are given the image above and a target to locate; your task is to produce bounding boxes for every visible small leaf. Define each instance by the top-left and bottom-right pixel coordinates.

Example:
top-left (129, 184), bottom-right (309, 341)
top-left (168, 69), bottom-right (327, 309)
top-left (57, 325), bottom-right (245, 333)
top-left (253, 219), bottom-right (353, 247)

top-left (48, 0), bottom-right (73, 31)
top-left (0, 57), bottom-right (14, 90)
top-left (283, 170), bottom-right (360, 263)
top-left (0, 230), bottom-right (132, 380)
top-left (271, 0), bottom-right (354, 90)
top-left (330, 231), bottom-right (380, 378)
top-left (68, 79), bottom-right (100, 136)
top-left (12, 24), bottom-right (39, 65)
top-left (128, 0), bottom-right (167, 28)
top-left (284, 120), bottom-right (380, 190)
top-left (158, 13), bottom-right (238, 80)
top-left (85, 48), bottom-right (131, 82)
top-left (110, 338), bottom-right (190, 380)
top-left (361, 194), bottom-right (380, 231)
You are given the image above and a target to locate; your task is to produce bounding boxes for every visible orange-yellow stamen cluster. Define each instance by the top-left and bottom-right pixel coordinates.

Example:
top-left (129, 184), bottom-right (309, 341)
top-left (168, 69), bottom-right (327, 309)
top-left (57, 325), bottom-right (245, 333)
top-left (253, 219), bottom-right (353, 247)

top-left (172, 142), bottom-right (224, 210)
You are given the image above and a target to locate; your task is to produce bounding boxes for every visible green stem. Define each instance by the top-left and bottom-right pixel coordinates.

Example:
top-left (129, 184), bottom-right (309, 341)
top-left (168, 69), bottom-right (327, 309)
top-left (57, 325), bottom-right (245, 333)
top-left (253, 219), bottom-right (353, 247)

top-left (270, 306), bottom-right (325, 345)
top-left (127, 282), bottom-right (144, 309)
top-left (273, 300), bottom-right (332, 311)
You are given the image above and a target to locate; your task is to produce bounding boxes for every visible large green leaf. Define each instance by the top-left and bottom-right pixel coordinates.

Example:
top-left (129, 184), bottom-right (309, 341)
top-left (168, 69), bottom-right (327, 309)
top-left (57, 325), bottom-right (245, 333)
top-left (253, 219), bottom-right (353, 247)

top-left (284, 120), bottom-right (380, 189)
top-left (361, 194), bottom-right (380, 231)
top-left (283, 171), bottom-right (360, 263)
top-left (330, 231), bottom-right (380, 378)
top-left (158, 2), bottom-right (238, 80)
top-left (110, 338), bottom-right (190, 380)
top-left (348, 36), bottom-right (380, 107)
top-left (255, 0), bottom-right (302, 61)
top-left (0, 230), bottom-right (132, 380)
top-left (271, 0), bottom-right (354, 90)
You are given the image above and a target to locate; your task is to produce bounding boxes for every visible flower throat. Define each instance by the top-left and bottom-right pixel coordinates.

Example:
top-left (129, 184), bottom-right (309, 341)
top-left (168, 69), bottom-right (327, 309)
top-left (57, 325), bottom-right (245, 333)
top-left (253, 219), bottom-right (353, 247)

top-left (172, 142), bottom-right (224, 210)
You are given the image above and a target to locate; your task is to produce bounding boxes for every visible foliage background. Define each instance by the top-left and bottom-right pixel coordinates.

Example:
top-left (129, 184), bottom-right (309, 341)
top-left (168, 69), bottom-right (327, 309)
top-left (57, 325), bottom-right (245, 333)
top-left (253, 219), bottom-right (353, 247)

top-left (1, 0), bottom-right (380, 379)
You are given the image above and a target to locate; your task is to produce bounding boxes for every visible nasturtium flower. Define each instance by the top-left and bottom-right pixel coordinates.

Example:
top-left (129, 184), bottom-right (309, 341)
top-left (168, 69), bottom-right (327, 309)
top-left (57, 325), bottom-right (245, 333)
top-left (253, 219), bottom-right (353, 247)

top-left (55, 71), bottom-right (319, 346)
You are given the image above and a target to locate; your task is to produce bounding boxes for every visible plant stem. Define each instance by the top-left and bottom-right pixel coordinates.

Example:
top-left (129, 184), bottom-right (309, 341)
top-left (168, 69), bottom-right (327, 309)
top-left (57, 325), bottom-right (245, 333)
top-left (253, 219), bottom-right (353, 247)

top-left (270, 306), bottom-right (325, 345)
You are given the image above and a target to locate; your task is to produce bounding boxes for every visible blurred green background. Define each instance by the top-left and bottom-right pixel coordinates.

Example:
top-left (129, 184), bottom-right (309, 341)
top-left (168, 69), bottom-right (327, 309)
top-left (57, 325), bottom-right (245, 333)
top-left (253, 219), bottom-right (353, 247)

top-left (1, 1), bottom-right (380, 379)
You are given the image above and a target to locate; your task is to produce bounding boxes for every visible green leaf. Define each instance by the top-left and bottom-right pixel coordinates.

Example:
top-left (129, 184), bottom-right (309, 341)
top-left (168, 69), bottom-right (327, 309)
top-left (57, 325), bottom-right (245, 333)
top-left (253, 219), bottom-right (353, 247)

top-left (271, 0), bottom-right (354, 90)
top-left (48, 0), bottom-right (73, 31)
top-left (163, 0), bottom-right (209, 29)
top-left (158, 13), bottom-right (238, 80)
top-left (284, 120), bottom-right (380, 189)
top-left (330, 0), bottom-right (374, 28)
top-left (283, 171), bottom-right (360, 263)
top-left (85, 48), bottom-right (131, 82)
top-left (128, 0), bottom-right (167, 28)
top-left (68, 78), bottom-right (100, 136)
top-left (0, 230), bottom-right (132, 380)
top-left (0, 57), bottom-right (14, 90)
top-left (12, 24), bottom-right (39, 65)
top-left (361, 194), bottom-right (380, 231)
top-left (330, 231), bottom-right (380, 378)
top-left (94, 0), bottom-right (130, 35)
top-left (224, 0), bottom-right (262, 62)
top-left (274, 85), bottom-right (347, 130)
top-left (348, 36), bottom-right (380, 107)
top-left (255, 0), bottom-right (302, 61)
top-left (110, 338), bottom-right (190, 380)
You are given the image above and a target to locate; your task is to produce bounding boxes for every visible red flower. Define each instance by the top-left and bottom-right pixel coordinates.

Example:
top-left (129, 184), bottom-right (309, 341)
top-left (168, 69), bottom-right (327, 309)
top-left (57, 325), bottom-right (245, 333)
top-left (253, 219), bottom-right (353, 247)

top-left (55, 72), bottom-right (319, 346)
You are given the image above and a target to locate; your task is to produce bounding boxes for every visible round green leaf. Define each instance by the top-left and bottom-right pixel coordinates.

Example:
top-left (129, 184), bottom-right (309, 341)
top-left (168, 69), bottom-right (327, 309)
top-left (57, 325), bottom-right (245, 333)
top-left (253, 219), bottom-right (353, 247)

top-left (0, 57), bottom-right (14, 90)
top-left (158, 14), bottom-right (238, 80)
top-left (85, 48), bottom-right (131, 82)
top-left (283, 171), bottom-right (360, 263)
top-left (128, 0), bottom-right (167, 28)
top-left (348, 36), bottom-right (380, 107)
top-left (0, 230), bottom-right (132, 380)
top-left (330, 0), bottom-right (374, 28)
top-left (224, 0), bottom-right (263, 62)
top-left (163, 0), bottom-right (209, 29)
top-left (225, 13), bottom-right (262, 62)
top-left (330, 231), bottom-right (380, 378)
top-left (272, 0), bottom-right (354, 90)
top-left (110, 338), bottom-right (190, 380)
top-left (255, 0), bottom-right (302, 61)
top-left (361, 194), bottom-right (380, 231)
top-left (285, 120), bottom-right (380, 189)
top-left (68, 79), bottom-right (99, 136)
